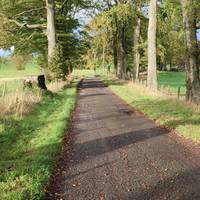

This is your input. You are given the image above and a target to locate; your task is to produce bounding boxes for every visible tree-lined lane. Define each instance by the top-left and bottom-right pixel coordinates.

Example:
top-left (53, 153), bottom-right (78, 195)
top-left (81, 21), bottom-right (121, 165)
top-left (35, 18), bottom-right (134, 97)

top-left (47, 79), bottom-right (200, 200)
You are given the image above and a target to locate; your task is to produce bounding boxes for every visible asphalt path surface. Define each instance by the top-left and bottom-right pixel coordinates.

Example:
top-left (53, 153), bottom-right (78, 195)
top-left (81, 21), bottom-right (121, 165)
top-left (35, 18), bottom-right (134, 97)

top-left (46, 79), bottom-right (200, 200)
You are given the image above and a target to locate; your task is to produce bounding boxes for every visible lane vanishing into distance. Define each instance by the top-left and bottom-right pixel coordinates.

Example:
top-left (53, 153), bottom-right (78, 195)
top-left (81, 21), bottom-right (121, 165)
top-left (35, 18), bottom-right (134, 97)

top-left (47, 79), bottom-right (200, 200)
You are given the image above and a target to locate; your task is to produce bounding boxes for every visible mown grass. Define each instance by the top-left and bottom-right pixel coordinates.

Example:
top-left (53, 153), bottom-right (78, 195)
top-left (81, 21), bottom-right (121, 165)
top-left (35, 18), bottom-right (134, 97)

top-left (104, 78), bottom-right (200, 143)
top-left (158, 71), bottom-right (186, 95)
top-left (0, 60), bottom-right (40, 79)
top-left (0, 81), bottom-right (78, 200)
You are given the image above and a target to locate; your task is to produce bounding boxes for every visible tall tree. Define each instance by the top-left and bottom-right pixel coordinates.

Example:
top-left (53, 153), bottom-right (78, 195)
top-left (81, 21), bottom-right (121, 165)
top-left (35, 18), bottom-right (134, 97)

top-left (117, 24), bottom-right (127, 79)
top-left (0, 0), bottom-right (91, 79)
top-left (180, 0), bottom-right (200, 102)
top-left (46, 0), bottom-right (56, 66)
top-left (147, 0), bottom-right (157, 90)
top-left (133, 1), bottom-right (141, 81)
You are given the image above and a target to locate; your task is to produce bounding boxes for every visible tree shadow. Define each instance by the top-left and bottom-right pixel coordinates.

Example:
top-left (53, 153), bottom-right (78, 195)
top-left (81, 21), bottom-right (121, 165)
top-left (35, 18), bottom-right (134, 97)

top-left (72, 126), bottom-right (168, 164)
top-left (79, 78), bottom-right (127, 89)
top-left (127, 167), bottom-right (200, 200)
top-left (80, 79), bottom-right (106, 89)
top-left (128, 98), bottom-right (195, 129)
top-left (75, 111), bottom-right (144, 125)
top-left (79, 93), bottom-right (112, 98)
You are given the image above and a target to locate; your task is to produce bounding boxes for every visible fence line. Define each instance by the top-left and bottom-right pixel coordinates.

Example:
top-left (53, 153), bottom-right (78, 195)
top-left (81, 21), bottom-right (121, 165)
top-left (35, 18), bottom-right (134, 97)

top-left (133, 79), bottom-right (185, 99)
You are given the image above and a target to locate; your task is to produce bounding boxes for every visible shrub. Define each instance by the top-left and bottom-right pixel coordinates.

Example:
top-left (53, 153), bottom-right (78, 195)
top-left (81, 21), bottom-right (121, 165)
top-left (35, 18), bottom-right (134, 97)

top-left (49, 44), bottom-right (68, 81)
top-left (12, 55), bottom-right (28, 71)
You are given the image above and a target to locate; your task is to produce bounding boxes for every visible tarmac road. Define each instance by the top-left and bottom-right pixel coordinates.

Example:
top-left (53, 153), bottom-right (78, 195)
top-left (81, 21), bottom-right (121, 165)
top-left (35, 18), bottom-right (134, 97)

top-left (46, 79), bottom-right (200, 200)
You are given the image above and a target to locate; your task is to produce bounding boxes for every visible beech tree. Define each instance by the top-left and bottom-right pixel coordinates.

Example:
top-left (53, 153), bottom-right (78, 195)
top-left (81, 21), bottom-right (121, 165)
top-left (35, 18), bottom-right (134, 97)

top-left (132, 1), bottom-right (142, 81)
top-left (180, 0), bottom-right (200, 102)
top-left (0, 0), bottom-right (92, 79)
top-left (147, 0), bottom-right (157, 90)
top-left (46, 0), bottom-right (56, 67)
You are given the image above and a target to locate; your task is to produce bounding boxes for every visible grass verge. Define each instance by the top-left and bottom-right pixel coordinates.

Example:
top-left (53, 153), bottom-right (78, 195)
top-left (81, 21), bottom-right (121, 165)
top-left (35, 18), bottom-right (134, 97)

top-left (0, 81), bottom-right (78, 200)
top-left (104, 78), bottom-right (200, 143)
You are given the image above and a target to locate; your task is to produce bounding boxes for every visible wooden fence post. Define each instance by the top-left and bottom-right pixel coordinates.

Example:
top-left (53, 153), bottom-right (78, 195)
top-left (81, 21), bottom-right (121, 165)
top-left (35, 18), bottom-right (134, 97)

top-left (2, 82), bottom-right (7, 97)
top-left (37, 75), bottom-right (47, 90)
top-left (178, 87), bottom-right (180, 98)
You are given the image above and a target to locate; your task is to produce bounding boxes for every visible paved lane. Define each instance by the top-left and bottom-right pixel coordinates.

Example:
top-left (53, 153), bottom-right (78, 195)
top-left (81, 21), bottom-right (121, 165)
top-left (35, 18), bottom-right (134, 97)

top-left (47, 79), bottom-right (200, 200)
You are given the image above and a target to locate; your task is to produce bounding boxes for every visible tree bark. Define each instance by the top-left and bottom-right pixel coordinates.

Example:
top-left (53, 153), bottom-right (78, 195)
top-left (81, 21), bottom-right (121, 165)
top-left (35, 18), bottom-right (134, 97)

top-left (46, 0), bottom-right (56, 65)
top-left (180, 0), bottom-right (200, 103)
top-left (102, 41), bottom-right (105, 73)
top-left (117, 25), bottom-right (127, 79)
top-left (37, 75), bottom-right (47, 90)
top-left (133, 5), bottom-right (141, 81)
top-left (147, 0), bottom-right (157, 90)
top-left (113, 36), bottom-right (118, 75)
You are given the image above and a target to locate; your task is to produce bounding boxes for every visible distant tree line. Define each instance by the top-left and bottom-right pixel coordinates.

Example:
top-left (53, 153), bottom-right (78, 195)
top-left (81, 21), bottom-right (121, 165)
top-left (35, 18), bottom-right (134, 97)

top-left (0, 0), bottom-right (200, 103)
top-left (84, 0), bottom-right (200, 103)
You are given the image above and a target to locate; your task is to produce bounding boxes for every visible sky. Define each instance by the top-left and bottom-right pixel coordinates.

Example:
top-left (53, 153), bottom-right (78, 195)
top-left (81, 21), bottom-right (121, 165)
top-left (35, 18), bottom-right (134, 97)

top-left (0, 49), bottom-right (12, 57)
top-left (197, 30), bottom-right (200, 41)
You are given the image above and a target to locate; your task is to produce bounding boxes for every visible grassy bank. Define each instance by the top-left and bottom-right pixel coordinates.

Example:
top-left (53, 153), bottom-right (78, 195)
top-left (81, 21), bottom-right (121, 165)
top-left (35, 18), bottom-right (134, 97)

top-left (0, 81), bottom-right (78, 199)
top-left (105, 78), bottom-right (200, 143)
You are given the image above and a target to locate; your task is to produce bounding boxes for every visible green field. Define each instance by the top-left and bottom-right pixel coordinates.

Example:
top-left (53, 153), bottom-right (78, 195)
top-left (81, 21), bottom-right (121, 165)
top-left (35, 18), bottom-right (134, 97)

top-left (0, 60), bottom-right (41, 96)
top-left (158, 71), bottom-right (186, 95)
top-left (0, 60), bottom-right (41, 79)
top-left (0, 66), bottom-right (186, 96)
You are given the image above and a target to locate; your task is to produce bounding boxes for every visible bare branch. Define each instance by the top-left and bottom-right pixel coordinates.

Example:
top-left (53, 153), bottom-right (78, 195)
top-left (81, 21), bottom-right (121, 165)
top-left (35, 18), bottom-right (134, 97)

top-left (14, 7), bottom-right (46, 18)
top-left (0, 12), bottom-right (46, 29)
top-left (10, 19), bottom-right (46, 29)
top-left (60, 0), bottom-right (68, 10)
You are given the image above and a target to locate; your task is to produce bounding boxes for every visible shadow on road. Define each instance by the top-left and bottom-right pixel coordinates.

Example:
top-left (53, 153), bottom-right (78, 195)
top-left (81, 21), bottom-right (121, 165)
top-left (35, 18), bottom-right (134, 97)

top-left (73, 127), bottom-right (168, 164)
top-left (128, 167), bottom-right (200, 200)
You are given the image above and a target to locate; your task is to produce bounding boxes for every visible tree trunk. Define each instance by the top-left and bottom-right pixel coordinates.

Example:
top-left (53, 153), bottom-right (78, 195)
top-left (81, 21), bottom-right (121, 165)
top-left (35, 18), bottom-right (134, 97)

top-left (147, 0), bottom-right (157, 90)
top-left (46, 0), bottom-right (56, 65)
top-left (112, 27), bottom-right (118, 75)
top-left (37, 75), bottom-right (47, 90)
top-left (102, 41), bottom-right (105, 73)
top-left (117, 25), bottom-right (126, 79)
top-left (133, 9), bottom-right (141, 81)
top-left (181, 0), bottom-right (200, 103)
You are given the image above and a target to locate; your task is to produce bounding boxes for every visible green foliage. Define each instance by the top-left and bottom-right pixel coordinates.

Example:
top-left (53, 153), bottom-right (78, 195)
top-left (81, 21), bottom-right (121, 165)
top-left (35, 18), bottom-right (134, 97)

top-left (157, 0), bottom-right (186, 67)
top-left (49, 44), bottom-right (67, 80)
top-left (36, 53), bottom-right (48, 70)
top-left (0, 0), bottom-right (91, 74)
top-left (83, 1), bottom-right (146, 73)
top-left (12, 54), bottom-right (32, 71)
top-left (0, 0), bottom-right (46, 53)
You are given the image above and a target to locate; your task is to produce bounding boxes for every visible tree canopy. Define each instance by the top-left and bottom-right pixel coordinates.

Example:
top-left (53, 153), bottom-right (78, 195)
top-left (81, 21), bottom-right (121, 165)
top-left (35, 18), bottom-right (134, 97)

top-left (1, 0), bottom-right (200, 102)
